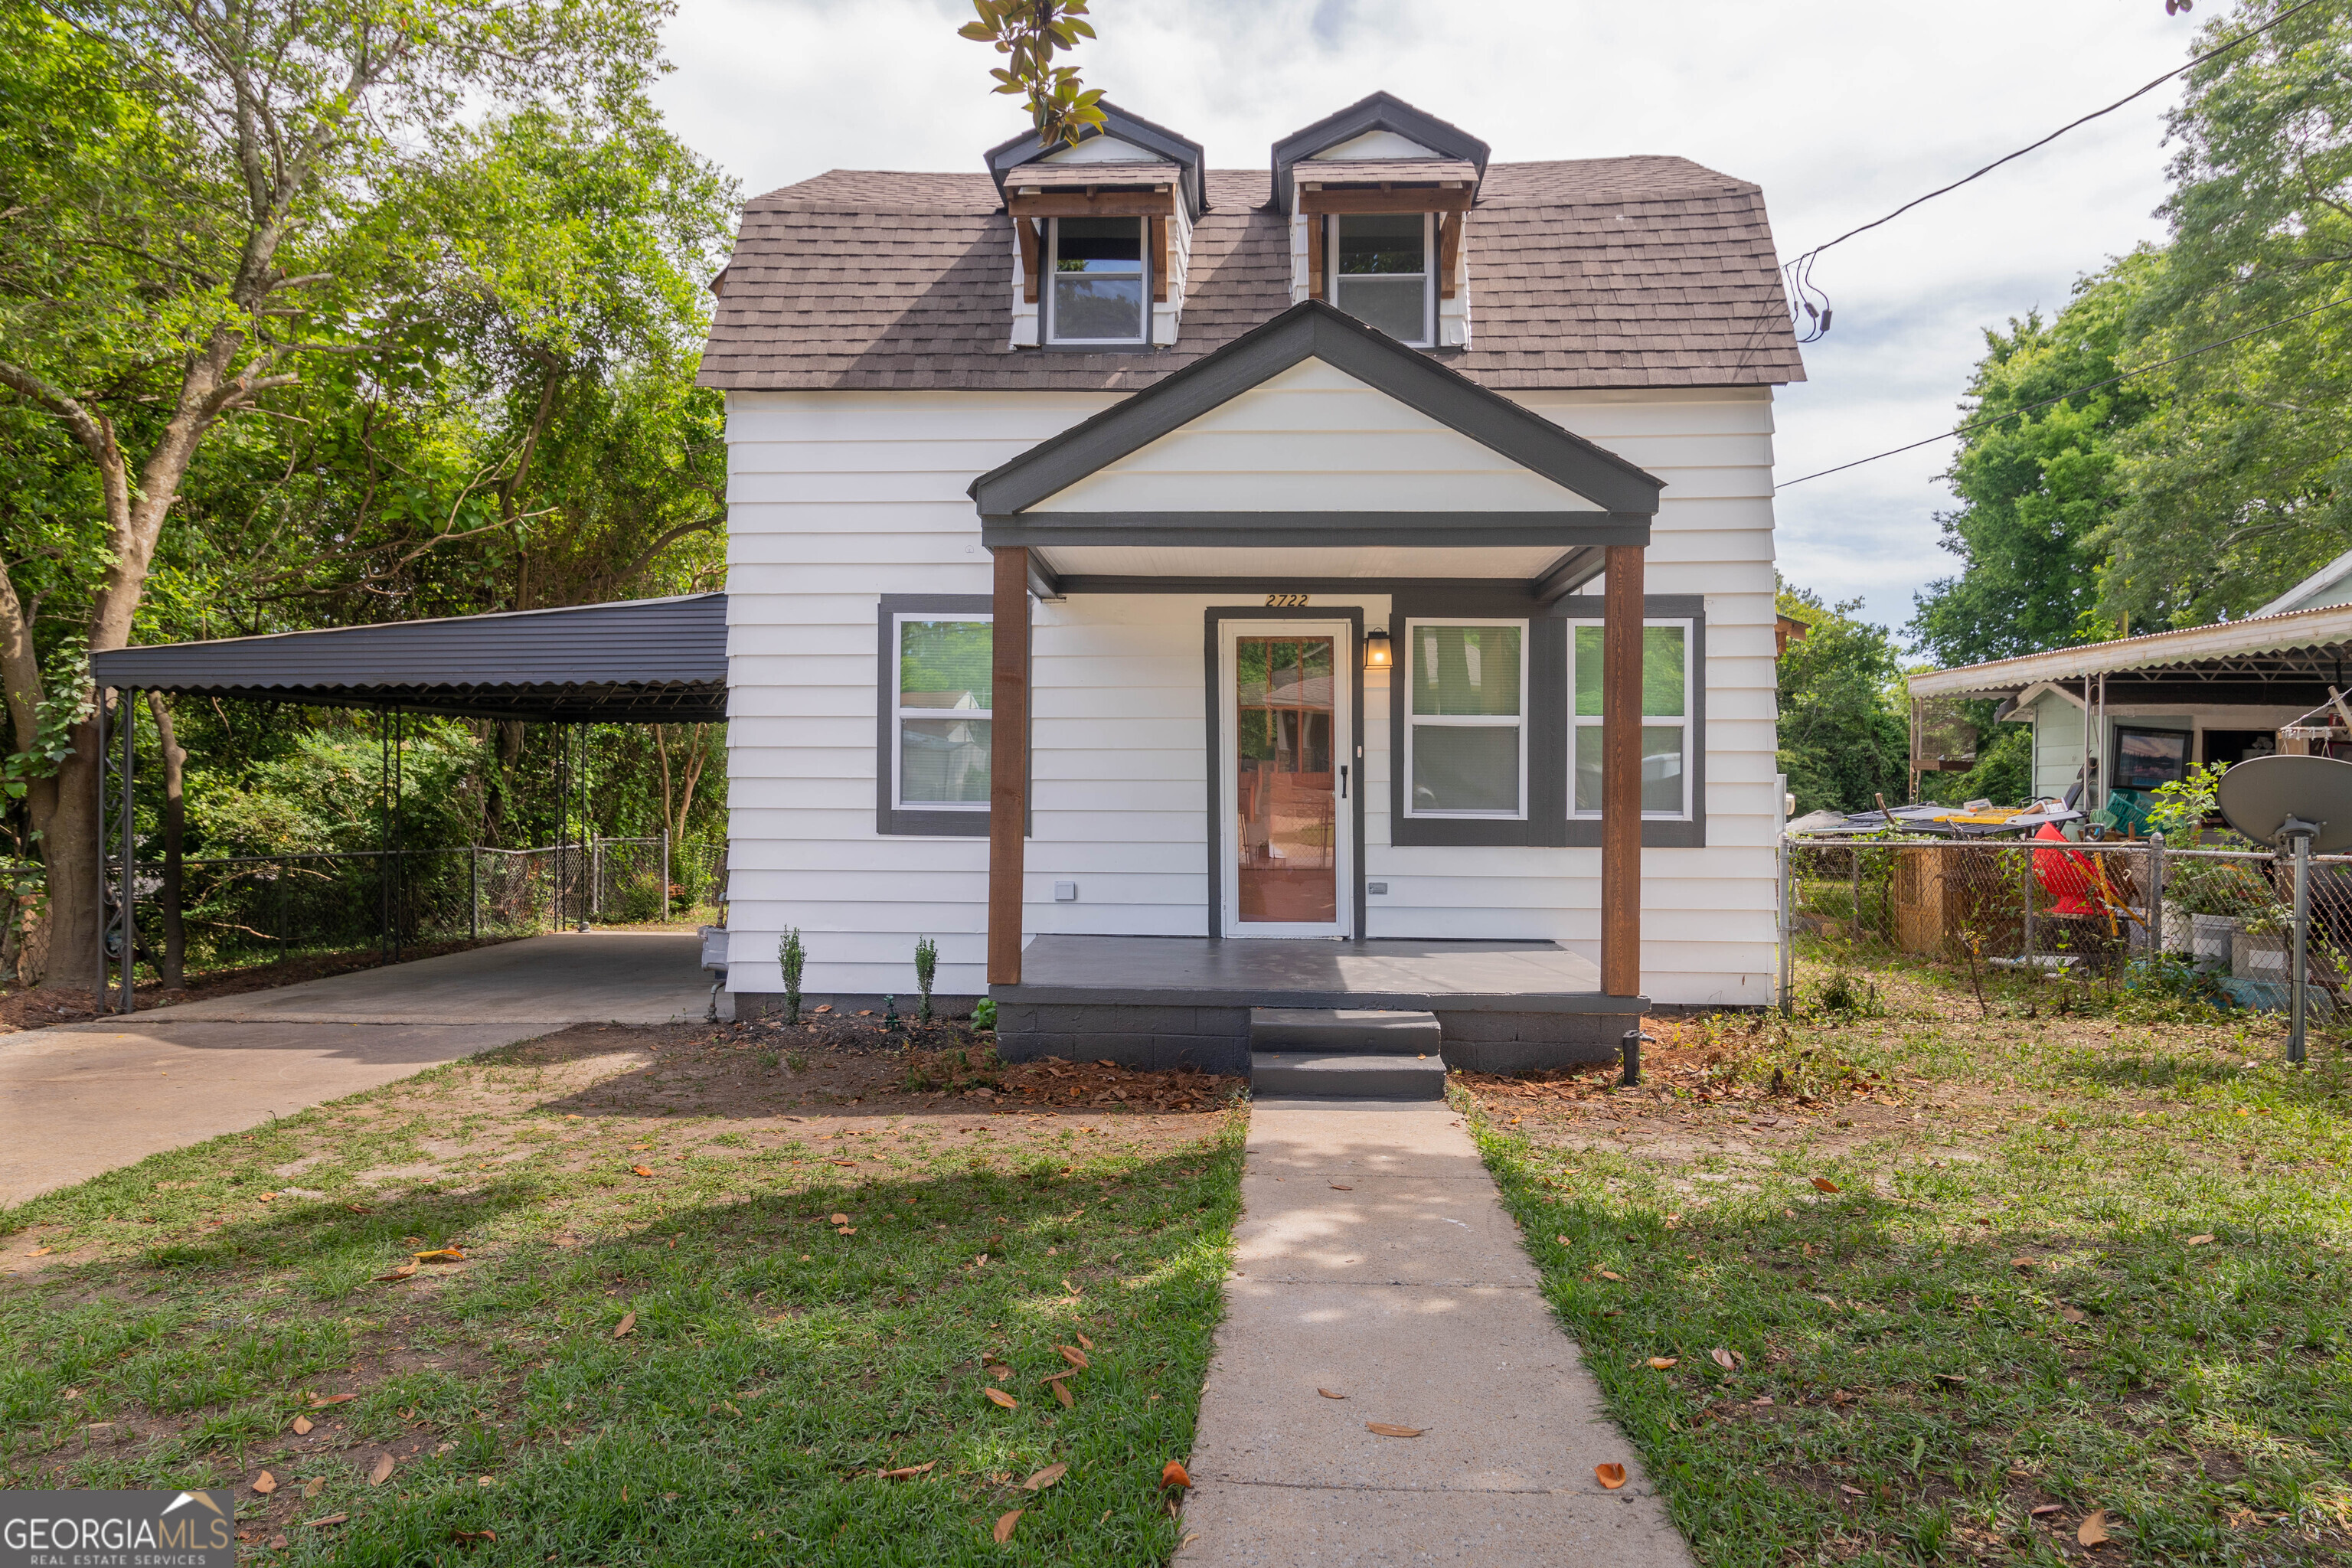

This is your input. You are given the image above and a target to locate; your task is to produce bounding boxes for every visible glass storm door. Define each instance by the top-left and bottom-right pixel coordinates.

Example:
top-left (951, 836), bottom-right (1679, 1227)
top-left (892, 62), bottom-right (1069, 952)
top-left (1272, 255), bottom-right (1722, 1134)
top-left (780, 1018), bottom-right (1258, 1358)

top-left (1221, 624), bottom-right (1351, 937)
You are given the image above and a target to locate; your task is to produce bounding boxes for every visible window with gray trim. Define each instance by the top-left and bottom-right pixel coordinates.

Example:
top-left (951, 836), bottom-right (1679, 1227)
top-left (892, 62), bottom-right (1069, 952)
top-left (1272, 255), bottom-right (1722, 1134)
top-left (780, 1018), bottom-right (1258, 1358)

top-left (1387, 590), bottom-right (1705, 849)
top-left (1567, 618), bottom-right (1694, 821)
top-left (1402, 619), bottom-right (1527, 818)
top-left (875, 594), bottom-right (995, 837)
top-left (1048, 217), bottom-right (1150, 345)
top-left (1328, 213), bottom-right (1432, 345)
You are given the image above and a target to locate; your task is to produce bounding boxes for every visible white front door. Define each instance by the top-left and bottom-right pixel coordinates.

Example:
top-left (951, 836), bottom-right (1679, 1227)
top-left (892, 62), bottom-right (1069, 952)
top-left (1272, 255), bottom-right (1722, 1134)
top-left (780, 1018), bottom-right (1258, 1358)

top-left (1220, 620), bottom-right (1353, 938)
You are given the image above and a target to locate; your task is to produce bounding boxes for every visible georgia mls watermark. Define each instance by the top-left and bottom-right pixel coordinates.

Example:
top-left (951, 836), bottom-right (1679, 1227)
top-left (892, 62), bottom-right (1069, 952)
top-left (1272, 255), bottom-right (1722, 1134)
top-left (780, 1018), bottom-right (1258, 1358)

top-left (2, 1489), bottom-right (234, 1568)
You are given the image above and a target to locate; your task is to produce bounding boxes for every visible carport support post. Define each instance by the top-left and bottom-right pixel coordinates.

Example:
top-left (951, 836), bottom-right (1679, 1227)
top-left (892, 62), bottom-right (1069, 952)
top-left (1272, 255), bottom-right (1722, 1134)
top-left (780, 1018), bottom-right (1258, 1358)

top-left (1602, 544), bottom-right (1644, 999)
top-left (988, 546), bottom-right (1031, 986)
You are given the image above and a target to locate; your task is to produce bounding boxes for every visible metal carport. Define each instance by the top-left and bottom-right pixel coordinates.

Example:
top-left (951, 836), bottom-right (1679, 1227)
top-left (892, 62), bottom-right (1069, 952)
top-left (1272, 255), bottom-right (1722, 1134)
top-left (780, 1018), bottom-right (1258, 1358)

top-left (87, 593), bottom-right (728, 1011)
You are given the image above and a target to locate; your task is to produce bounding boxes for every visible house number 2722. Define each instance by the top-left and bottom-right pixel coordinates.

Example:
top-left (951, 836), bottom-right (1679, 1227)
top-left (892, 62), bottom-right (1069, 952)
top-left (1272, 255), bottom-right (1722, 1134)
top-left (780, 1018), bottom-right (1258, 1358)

top-left (1264, 593), bottom-right (1310, 608)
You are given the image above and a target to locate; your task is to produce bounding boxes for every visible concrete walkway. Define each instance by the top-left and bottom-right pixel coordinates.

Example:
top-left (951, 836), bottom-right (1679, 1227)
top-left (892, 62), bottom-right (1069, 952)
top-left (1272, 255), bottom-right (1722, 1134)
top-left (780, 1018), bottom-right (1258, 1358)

top-left (1, 932), bottom-right (705, 1206)
top-left (1176, 1099), bottom-right (1693, 1567)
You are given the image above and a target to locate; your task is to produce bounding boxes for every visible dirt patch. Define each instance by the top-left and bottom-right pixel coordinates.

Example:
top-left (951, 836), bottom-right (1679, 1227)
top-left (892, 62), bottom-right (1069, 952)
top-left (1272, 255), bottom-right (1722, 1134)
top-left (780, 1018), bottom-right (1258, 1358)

top-left (0, 936), bottom-right (523, 1037)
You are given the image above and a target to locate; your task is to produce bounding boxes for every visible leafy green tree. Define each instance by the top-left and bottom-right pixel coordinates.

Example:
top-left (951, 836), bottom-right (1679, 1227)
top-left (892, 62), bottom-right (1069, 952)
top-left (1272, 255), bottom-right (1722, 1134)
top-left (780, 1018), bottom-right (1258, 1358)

top-left (958, 0), bottom-right (1102, 149)
top-left (1777, 584), bottom-right (1910, 815)
top-left (2100, 0), bottom-right (2352, 627)
top-left (0, 0), bottom-right (678, 985)
top-left (1910, 256), bottom-right (2161, 666)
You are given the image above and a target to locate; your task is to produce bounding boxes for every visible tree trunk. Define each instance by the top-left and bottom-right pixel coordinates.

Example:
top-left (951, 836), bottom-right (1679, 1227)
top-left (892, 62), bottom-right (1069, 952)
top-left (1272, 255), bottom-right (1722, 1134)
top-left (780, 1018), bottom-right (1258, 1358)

top-left (39, 722), bottom-right (102, 991)
top-left (148, 691), bottom-right (185, 988)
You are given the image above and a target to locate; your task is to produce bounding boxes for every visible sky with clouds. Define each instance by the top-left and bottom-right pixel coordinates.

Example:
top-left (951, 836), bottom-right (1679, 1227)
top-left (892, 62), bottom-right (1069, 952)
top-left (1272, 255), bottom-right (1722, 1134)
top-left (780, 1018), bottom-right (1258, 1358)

top-left (648, 0), bottom-right (2216, 639)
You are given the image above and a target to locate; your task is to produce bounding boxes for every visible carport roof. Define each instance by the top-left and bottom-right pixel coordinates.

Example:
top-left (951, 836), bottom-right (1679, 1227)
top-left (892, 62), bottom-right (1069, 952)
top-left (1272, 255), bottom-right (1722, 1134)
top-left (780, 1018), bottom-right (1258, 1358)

top-left (90, 593), bottom-right (727, 723)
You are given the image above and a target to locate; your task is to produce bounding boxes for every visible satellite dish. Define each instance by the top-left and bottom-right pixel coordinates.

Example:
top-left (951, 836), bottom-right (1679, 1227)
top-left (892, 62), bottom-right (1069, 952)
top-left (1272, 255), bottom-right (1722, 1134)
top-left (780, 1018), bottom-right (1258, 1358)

top-left (2215, 753), bottom-right (2352, 853)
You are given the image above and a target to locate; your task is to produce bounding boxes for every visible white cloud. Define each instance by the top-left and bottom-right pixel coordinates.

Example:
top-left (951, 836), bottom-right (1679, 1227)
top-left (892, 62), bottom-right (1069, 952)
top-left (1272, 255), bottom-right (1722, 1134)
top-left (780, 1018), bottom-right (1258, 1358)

top-left (651, 0), bottom-right (2203, 639)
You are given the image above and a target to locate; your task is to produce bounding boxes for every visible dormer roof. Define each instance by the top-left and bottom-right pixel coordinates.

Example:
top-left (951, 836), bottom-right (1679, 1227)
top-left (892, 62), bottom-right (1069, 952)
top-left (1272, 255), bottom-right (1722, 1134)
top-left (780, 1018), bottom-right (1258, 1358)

top-left (985, 100), bottom-right (1207, 220)
top-left (1271, 91), bottom-right (1491, 211)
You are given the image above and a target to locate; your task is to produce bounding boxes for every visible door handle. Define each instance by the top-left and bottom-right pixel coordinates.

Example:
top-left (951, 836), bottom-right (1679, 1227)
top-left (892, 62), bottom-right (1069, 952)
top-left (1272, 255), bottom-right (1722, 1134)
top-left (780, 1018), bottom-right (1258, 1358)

top-left (1340, 764), bottom-right (1349, 800)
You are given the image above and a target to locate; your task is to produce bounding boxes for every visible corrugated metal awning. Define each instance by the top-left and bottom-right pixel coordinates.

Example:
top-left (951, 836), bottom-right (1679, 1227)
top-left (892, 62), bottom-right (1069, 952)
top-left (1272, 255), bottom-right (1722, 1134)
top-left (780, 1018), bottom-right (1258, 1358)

top-left (90, 593), bottom-right (727, 723)
top-left (1907, 602), bottom-right (2352, 702)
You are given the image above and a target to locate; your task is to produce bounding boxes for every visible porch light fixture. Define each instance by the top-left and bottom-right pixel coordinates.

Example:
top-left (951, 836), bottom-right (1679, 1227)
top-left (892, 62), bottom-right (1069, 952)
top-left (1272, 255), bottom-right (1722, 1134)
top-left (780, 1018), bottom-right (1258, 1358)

top-left (1362, 629), bottom-right (1393, 670)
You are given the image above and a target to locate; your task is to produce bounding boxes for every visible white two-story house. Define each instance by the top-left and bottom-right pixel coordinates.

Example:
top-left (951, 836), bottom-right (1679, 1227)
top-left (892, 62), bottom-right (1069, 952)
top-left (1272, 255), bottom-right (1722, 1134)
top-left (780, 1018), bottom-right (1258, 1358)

top-left (697, 91), bottom-right (1805, 1072)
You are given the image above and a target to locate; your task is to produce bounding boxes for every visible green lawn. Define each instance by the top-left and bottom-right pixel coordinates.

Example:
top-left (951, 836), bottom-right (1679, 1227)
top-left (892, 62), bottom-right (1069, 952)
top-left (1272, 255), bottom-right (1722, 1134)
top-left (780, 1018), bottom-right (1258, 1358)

top-left (1465, 951), bottom-right (2352, 1566)
top-left (0, 1026), bottom-right (1243, 1565)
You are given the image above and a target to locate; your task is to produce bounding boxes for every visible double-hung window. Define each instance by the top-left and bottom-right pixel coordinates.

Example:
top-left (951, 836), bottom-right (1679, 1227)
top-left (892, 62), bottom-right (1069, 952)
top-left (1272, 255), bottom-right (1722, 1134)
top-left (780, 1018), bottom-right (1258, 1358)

top-left (1403, 619), bottom-right (1526, 818)
top-left (893, 614), bottom-right (992, 813)
top-left (1569, 620), bottom-right (1694, 819)
top-left (1329, 213), bottom-right (1432, 345)
top-left (1047, 217), bottom-right (1148, 345)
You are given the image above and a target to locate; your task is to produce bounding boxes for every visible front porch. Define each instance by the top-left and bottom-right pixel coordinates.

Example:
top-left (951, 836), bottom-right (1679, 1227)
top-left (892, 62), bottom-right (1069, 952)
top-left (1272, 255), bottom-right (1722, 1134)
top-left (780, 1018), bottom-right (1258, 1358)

top-left (992, 933), bottom-right (1641, 1075)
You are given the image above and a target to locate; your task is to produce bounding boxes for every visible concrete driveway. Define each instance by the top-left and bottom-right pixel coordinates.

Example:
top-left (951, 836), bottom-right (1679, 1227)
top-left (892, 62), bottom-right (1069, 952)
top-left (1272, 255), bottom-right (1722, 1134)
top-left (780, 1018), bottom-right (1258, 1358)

top-left (0, 932), bottom-right (707, 1207)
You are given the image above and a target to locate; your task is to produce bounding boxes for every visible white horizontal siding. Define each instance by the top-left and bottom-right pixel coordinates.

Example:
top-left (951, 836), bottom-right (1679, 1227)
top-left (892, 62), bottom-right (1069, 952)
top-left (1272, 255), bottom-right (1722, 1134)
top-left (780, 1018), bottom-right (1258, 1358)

top-left (723, 381), bottom-right (1783, 1006)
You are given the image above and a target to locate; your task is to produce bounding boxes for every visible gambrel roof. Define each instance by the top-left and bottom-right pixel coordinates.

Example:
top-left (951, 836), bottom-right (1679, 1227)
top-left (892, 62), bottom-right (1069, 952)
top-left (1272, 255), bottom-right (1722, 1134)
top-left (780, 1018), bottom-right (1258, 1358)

top-left (697, 158), bottom-right (1806, 394)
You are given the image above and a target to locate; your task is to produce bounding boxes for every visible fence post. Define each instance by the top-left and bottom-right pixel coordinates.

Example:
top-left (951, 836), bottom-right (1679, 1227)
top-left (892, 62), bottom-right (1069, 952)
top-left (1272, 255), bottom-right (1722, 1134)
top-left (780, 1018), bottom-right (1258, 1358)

top-left (2146, 831), bottom-right (2165, 957)
top-left (2020, 841), bottom-right (2036, 962)
top-left (276, 860), bottom-right (286, 965)
top-left (469, 847), bottom-right (480, 942)
top-left (2290, 831), bottom-right (2311, 1067)
top-left (1777, 832), bottom-right (1794, 1017)
top-left (1850, 844), bottom-right (1860, 939)
top-left (591, 837), bottom-right (603, 923)
top-left (659, 826), bottom-right (671, 923)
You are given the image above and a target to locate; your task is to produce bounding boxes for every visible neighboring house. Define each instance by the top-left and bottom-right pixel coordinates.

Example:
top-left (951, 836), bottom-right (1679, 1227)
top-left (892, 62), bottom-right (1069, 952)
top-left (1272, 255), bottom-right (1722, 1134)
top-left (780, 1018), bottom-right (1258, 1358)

top-left (1907, 563), bottom-right (2352, 815)
top-left (696, 91), bottom-right (1805, 1067)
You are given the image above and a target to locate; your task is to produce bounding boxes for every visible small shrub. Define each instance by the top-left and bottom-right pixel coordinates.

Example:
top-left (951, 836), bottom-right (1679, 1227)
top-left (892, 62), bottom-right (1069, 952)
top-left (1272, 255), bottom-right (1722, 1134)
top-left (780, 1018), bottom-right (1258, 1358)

top-left (972, 997), bottom-right (998, 1031)
top-left (778, 927), bottom-right (805, 1024)
top-left (914, 936), bottom-right (937, 1022)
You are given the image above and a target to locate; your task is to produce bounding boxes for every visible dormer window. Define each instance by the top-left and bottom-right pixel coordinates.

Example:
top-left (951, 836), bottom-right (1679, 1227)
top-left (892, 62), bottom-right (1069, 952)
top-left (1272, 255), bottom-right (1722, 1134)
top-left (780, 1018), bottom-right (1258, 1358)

top-left (1330, 213), bottom-right (1432, 345)
top-left (1050, 217), bottom-right (1149, 345)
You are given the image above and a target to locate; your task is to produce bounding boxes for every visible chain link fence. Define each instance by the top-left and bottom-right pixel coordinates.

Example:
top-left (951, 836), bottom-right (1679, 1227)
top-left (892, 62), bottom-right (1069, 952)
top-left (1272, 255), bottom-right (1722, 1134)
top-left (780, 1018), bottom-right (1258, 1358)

top-left (1779, 832), bottom-right (2349, 1025)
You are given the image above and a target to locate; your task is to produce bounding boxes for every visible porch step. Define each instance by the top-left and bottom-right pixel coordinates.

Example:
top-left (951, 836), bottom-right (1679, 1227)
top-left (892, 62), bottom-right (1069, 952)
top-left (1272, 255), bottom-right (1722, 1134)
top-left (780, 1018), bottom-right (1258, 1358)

top-left (1249, 1007), bottom-right (1442, 1056)
top-left (1249, 1050), bottom-right (1447, 1100)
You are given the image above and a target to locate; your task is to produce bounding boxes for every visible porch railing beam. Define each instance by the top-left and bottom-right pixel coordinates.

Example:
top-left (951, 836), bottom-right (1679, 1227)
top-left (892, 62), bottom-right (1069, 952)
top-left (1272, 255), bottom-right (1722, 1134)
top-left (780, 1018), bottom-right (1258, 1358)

top-left (1601, 544), bottom-right (1644, 998)
top-left (988, 546), bottom-right (1032, 985)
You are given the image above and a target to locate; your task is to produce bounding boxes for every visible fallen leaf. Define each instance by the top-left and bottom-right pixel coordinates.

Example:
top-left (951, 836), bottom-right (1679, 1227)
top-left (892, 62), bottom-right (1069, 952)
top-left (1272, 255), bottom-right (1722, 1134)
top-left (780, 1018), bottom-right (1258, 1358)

top-left (1646, 1357), bottom-right (1678, 1370)
top-left (1841, 1484), bottom-right (1867, 1497)
top-left (306, 1515), bottom-right (348, 1528)
top-left (412, 1248), bottom-right (465, 1263)
top-left (1932, 1372), bottom-right (1967, 1387)
top-left (992, 1509), bottom-right (1021, 1544)
top-left (1023, 1462), bottom-right (1067, 1491)
top-left (1052, 1381), bottom-right (1073, 1409)
top-left (1057, 1345), bottom-right (1089, 1369)
top-left (1076, 1333), bottom-right (1093, 1351)
top-left (972, 1253), bottom-right (988, 1268)
top-left (309, 1394), bottom-right (357, 1409)
top-left (374, 1265), bottom-right (417, 1283)
top-left (1161, 1460), bottom-right (1191, 1489)
top-left (2011, 1258), bottom-right (2040, 1272)
top-left (1594, 1462), bottom-right (1627, 1490)
top-left (1597, 1269), bottom-right (1623, 1282)
top-left (829, 1159), bottom-right (857, 1168)
top-left (2030, 1504), bottom-right (2063, 1518)
top-left (1318, 1388), bottom-right (1348, 1400)
top-left (2060, 1305), bottom-right (2087, 1325)
top-left (1557, 1234), bottom-right (1572, 1246)
top-left (877, 1461), bottom-right (936, 1480)
top-left (292, 1415), bottom-right (313, 1436)
top-left (256, 1193), bottom-right (274, 1203)
top-left (1810, 1177), bottom-right (1841, 1194)
top-left (838, 1227), bottom-right (857, 1236)
top-left (252, 1472), bottom-right (278, 1494)
top-left (1366, 1423), bottom-right (1423, 1438)
top-left (303, 1478), bottom-right (323, 1498)
top-left (613, 1311), bottom-right (636, 1338)
top-left (345, 1204), bottom-right (373, 1214)
top-left (26, 1246), bottom-right (53, 1257)
top-left (1329, 1183), bottom-right (1353, 1191)
top-left (452, 1529), bottom-right (496, 1545)
top-left (2185, 1233), bottom-right (2215, 1247)
top-left (368, 1453), bottom-right (394, 1486)
top-left (1710, 1348), bottom-right (1742, 1370)
top-left (1664, 1214), bottom-right (1681, 1229)
top-left (2079, 1510), bottom-right (2110, 1547)
top-left (984, 1388), bottom-right (1018, 1410)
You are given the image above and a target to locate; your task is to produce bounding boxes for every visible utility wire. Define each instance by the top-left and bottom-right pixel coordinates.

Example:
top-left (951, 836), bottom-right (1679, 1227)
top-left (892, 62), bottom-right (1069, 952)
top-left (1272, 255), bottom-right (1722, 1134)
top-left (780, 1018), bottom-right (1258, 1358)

top-left (1781, 0), bottom-right (2328, 342)
top-left (1778, 286), bottom-right (2352, 489)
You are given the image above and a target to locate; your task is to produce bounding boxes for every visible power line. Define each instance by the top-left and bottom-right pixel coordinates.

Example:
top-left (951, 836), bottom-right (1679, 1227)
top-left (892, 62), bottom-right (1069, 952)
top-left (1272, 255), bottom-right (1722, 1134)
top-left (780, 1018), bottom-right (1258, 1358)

top-left (1777, 286), bottom-right (2352, 489)
top-left (1781, 0), bottom-right (2329, 343)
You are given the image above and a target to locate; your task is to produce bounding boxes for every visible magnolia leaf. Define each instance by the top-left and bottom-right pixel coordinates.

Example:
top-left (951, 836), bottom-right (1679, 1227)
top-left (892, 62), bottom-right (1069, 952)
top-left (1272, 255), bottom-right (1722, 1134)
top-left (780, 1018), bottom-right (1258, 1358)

top-left (984, 1387), bottom-right (1018, 1409)
top-left (1597, 1269), bottom-right (1623, 1282)
top-left (878, 1461), bottom-right (936, 1480)
top-left (1710, 1347), bottom-right (1741, 1370)
top-left (614, 1311), bottom-right (636, 1338)
top-left (631, 1165), bottom-right (655, 1178)
top-left (368, 1453), bottom-right (394, 1486)
top-left (309, 1394), bottom-right (357, 1409)
top-left (412, 1248), bottom-right (465, 1263)
top-left (292, 1415), bottom-right (313, 1436)
top-left (1810, 1177), bottom-right (1841, 1194)
top-left (1594, 1462), bottom-right (1627, 1490)
top-left (992, 1508), bottom-right (1022, 1544)
top-left (1647, 1357), bottom-right (1678, 1370)
top-left (2185, 1233), bottom-right (2215, 1246)
top-left (2079, 1510), bottom-right (2110, 1547)
top-left (252, 1471), bottom-right (278, 1494)
top-left (373, 1264), bottom-right (417, 1283)
top-left (1057, 1345), bottom-right (1089, 1369)
top-left (1022, 1462), bottom-right (1067, 1491)
top-left (1161, 1459), bottom-right (1191, 1489)
top-left (1317, 1388), bottom-right (1347, 1400)
top-left (1052, 1380), bottom-right (1073, 1408)
top-left (1366, 1422), bottom-right (1423, 1438)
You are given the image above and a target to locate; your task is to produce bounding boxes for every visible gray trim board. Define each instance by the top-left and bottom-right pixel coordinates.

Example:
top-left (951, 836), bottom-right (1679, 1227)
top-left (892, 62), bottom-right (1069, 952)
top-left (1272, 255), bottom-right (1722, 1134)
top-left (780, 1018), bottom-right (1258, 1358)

top-left (875, 594), bottom-right (995, 838)
top-left (88, 593), bottom-right (727, 724)
top-left (985, 511), bottom-right (1651, 550)
top-left (1271, 91), bottom-right (1492, 209)
top-left (1204, 606), bottom-right (1367, 941)
top-left (1040, 576), bottom-right (1550, 597)
top-left (968, 301), bottom-right (1664, 521)
top-left (1387, 590), bottom-right (1708, 850)
top-left (1535, 546), bottom-right (1609, 602)
top-left (983, 100), bottom-right (1207, 220)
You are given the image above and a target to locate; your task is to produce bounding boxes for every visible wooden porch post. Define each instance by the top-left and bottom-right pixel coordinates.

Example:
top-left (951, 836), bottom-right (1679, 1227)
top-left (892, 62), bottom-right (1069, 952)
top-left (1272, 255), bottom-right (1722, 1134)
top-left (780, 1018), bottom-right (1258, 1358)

top-left (1601, 544), bottom-right (1644, 998)
top-left (988, 547), bottom-right (1031, 985)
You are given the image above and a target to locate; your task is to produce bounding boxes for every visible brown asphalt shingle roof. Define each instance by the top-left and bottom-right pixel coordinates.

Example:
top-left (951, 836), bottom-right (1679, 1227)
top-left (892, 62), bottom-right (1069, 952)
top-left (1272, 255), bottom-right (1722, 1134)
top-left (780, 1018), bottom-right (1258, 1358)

top-left (696, 158), bottom-right (1805, 393)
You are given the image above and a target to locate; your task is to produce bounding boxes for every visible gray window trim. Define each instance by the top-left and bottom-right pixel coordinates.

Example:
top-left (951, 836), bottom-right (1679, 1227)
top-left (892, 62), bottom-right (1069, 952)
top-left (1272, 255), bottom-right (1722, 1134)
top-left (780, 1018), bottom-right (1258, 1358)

top-left (1387, 590), bottom-right (1705, 849)
top-left (877, 594), bottom-right (996, 838)
top-left (1327, 212), bottom-right (1435, 348)
top-left (1204, 606), bottom-right (1367, 940)
top-left (1044, 214), bottom-right (1152, 348)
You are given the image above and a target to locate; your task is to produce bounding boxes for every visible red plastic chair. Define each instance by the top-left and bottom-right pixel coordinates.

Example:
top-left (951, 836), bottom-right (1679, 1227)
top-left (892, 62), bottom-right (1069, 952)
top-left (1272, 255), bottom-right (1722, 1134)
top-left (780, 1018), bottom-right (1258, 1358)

top-left (2032, 823), bottom-right (2102, 916)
